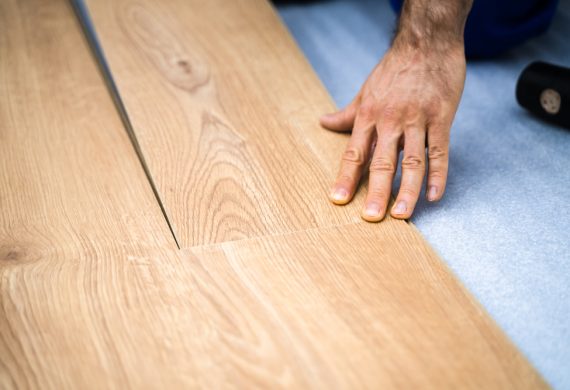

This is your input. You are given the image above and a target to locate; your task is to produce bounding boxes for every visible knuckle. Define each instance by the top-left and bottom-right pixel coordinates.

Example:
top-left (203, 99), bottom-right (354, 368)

top-left (341, 147), bottom-right (366, 166)
top-left (428, 145), bottom-right (448, 160)
top-left (428, 171), bottom-right (446, 180)
top-left (358, 101), bottom-right (376, 118)
top-left (368, 188), bottom-right (389, 201)
top-left (381, 105), bottom-right (398, 121)
top-left (401, 155), bottom-right (424, 170)
top-left (423, 98), bottom-right (442, 117)
top-left (341, 104), bottom-right (356, 119)
top-left (341, 109), bottom-right (353, 122)
top-left (369, 158), bottom-right (396, 174)
top-left (399, 187), bottom-right (418, 198)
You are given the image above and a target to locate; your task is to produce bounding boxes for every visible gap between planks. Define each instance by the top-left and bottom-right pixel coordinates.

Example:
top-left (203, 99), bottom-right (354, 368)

top-left (70, 0), bottom-right (181, 248)
top-left (70, 0), bottom-right (448, 254)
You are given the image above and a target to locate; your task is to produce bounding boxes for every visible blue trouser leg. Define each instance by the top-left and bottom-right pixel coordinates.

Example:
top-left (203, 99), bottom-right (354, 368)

top-left (389, 0), bottom-right (559, 58)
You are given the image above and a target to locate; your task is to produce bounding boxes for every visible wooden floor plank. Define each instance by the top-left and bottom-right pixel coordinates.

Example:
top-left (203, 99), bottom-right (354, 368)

top-left (191, 222), bottom-right (546, 389)
top-left (0, 0), bottom-right (177, 386)
top-left (1, 223), bottom-right (546, 388)
top-left (80, 0), bottom-right (366, 247)
top-left (0, 0), bottom-right (175, 252)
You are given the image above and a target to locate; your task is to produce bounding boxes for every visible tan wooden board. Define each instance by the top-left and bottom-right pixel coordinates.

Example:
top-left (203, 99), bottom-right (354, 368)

top-left (81, 0), bottom-right (367, 247)
top-left (1, 223), bottom-right (546, 388)
top-left (190, 222), bottom-right (546, 388)
top-left (0, 0), bottom-right (173, 385)
top-left (0, 0), bottom-right (176, 254)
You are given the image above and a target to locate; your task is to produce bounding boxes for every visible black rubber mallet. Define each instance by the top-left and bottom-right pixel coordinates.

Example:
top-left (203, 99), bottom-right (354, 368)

top-left (516, 61), bottom-right (570, 129)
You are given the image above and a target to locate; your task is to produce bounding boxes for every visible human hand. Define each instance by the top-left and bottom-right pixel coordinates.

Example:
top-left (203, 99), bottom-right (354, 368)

top-left (321, 41), bottom-right (466, 221)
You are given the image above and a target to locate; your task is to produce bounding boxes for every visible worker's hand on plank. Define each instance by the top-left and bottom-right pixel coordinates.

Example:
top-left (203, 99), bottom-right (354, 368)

top-left (320, 0), bottom-right (472, 221)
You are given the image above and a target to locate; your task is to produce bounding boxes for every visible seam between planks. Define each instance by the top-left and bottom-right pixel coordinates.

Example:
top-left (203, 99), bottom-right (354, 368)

top-left (188, 217), bottom-right (409, 252)
top-left (70, 0), bottom-right (181, 249)
top-left (70, 0), bottom-right (418, 252)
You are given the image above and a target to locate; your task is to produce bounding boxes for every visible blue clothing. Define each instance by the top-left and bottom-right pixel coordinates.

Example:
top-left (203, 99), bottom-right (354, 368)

top-left (389, 0), bottom-right (559, 58)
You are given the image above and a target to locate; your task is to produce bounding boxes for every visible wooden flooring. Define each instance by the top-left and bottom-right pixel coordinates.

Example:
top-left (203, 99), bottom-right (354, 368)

top-left (0, 0), bottom-right (547, 388)
top-left (0, 0), bottom-right (175, 251)
top-left (80, 0), bottom-right (365, 247)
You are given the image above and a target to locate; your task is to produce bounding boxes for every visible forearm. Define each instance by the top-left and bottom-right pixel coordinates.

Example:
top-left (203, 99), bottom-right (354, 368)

top-left (393, 0), bottom-right (473, 51)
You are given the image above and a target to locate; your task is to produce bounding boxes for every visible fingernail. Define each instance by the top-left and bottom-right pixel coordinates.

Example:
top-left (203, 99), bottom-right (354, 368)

top-left (364, 203), bottom-right (380, 217)
top-left (427, 186), bottom-right (438, 201)
top-left (393, 201), bottom-right (407, 215)
top-left (331, 188), bottom-right (348, 202)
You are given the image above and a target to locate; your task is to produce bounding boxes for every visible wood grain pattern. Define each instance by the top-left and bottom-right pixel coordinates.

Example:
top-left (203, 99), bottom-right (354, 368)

top-left (0, 0), bottom-right (548, 388)
top-left (1, 224), bottom-right (546, 388)
top-left (81, 0), bottom-right (366, 247)
top-left (0, 0), bottom-right (175, 251)
top-left (0, 0), bottom-right (175, 385)
top-left (191, 222), bottom-right (547, 389)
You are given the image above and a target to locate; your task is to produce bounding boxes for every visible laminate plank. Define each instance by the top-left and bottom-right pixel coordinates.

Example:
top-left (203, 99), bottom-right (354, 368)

top-left (0, 0), bottom-right (175, 251)
top-left (1, 223), bottom-right (546, 388)
top-left (80, 0), bottom-right (366, 247)
top-left (0, 0), bottom-right (177, 386)
top-left (191, 222), bottom-right (546, 389)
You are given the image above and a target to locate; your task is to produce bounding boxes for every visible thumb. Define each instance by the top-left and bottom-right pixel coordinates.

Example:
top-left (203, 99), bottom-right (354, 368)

top-left (320, 96), bottom-right (359, 132)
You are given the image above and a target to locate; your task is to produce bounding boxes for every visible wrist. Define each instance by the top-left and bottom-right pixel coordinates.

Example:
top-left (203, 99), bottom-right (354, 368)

top-left (386, 36), bottom-right (466, 76)
top-left (393, 0), bottom-right (472, 53)
top-left (392, 32), bottom-right (465, 56)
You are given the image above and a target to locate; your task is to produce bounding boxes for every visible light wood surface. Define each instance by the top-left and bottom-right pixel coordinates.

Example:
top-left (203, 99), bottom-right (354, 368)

top-left (190, 222), bottom-right (546, 389)
top-left (81, 0), bottom-right (366, 247)
top-left (1, 226), bottom-right (546, 389)
top-left (0, 0), bottom-right (175, 251)
top-left (0, 0), bottom-right (547, 388)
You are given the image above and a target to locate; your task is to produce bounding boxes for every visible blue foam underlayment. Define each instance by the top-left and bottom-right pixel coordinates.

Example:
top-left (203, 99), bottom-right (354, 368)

top-left (276, 1), bottom-right (570, 388)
